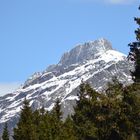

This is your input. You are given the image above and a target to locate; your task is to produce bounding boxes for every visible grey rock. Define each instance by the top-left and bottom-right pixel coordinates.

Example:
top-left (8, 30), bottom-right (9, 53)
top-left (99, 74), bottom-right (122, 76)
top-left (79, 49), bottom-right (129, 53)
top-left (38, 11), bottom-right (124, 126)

top-left (0, 38), bottom-right (133, 135)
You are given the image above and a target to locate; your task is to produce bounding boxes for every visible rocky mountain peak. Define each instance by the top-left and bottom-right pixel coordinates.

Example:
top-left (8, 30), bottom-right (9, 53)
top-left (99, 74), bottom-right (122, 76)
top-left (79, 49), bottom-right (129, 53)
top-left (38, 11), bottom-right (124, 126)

top-left (59, 38), bottom-right (113, 66)
top-left (23, 38), bottom-right (113, 87)
top-left (0, 38), bottom-right (132, 135)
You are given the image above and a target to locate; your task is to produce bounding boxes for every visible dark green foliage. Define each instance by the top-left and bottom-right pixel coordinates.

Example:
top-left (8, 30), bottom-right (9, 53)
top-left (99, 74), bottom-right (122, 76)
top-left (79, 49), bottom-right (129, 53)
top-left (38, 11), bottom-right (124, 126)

top-left (128, 6), bottom-right (140, 83)
top-left (13, 98), bottom-right (37, 140)
top-left (49, 99), bottom-right (63, 140)
top-left (12, 80), bottom-right (140, 140)
top-left (72, 82), bottom-right (98, 140)
top-left (72, 80), bottom-right (140, 140)
top-left (2, 123), bottom-right (9, 140)
top-left (97, 80), bottom-right (140, 140)
top-left (123, 84), bottom-right (140, 139)
top-left (37, 110), bottom-right (52, 140)
top-left (62, 116), bottom-right (77, 140)
top-left (13, 98), bottom-right (76, 140)
top-left (9, 5), bottom-right (140, 140)
top-left (51, 99), bottom-right (62, 121)
top-left (103, 80), bottom-right (132, 140)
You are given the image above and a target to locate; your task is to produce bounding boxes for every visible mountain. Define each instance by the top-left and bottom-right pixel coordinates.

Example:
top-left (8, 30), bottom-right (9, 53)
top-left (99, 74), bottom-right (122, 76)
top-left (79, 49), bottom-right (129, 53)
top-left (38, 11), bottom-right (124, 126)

top-left (0, 38), bottom-right (132, 134)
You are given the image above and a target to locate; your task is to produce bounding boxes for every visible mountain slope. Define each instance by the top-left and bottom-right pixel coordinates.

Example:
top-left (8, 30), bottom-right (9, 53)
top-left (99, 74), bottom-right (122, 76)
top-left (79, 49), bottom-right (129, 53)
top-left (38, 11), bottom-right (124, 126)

top-left (0, 38), bottom-right (132, 133)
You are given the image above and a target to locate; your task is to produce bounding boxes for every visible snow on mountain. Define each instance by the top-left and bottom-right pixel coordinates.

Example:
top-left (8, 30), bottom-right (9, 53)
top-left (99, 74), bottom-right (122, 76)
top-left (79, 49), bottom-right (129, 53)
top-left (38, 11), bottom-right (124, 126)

top-left (0, 38), bottom-right (132, 133)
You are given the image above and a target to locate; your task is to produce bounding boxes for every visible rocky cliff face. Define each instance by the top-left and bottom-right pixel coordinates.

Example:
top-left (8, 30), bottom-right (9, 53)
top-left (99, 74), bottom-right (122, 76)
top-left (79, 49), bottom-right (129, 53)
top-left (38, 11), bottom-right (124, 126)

top-left (0, 38), bottom-right (132, 133)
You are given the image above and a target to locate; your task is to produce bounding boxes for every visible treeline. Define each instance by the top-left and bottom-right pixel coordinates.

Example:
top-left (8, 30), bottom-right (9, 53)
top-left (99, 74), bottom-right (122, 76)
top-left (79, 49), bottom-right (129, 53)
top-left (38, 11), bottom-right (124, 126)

top-left (2, 79), bottom-right (140, 140)
top-left (2, 4), bottom-right (140, 140)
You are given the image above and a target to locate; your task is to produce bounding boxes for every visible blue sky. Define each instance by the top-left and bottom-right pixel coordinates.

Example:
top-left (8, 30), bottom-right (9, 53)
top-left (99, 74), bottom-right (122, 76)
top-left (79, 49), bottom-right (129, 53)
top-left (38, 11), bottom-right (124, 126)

top-left (0, 0), bottom-right (139, 95)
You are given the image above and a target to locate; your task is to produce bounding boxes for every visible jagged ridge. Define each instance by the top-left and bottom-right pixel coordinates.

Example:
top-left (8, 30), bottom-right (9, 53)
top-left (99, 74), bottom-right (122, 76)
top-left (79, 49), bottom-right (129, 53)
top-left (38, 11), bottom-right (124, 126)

top-left (0, 38), bottom-right (132, 134)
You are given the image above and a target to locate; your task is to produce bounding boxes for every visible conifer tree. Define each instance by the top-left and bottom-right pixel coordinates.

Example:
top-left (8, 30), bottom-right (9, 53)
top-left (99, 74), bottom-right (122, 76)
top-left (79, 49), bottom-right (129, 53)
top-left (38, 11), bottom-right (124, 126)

top-left (123, 84), bottom-right (140, 139)
top-left (105, 77), bottom-right (123, 97)
top-left (62, 116), bottom-right (78, 140)
top-left (49, 99), bottom-right (63, 140)
top-left (72, 80), bottom-right (140, 140)
top-left (99, 79), bottom-right (140, 140)
top-left (13, 98), bottom-right (37, 140)
top-left (72, 82), bottom-right (98, 140)
top-left (52, 99), bottom-right (62, 120)
top-left (128, 6), bottom-right (140, 83)
top-left (2, 123), bottom-right (9, 140)
top-left (127, 6), bottom-right (140, 135)
top-left (103, 80), bottom-right (132, 140)
top-left (32, 109), bottom-right (41, 140)
top-left (37, 109), bottom-right (52, 140)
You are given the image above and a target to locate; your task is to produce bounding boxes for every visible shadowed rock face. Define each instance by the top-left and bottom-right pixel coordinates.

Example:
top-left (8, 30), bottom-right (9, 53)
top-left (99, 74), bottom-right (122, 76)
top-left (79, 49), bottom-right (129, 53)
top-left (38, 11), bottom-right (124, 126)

top-left (59, 38), bottom-right (112, 66)
top-left (0, 38), bottom-right (132, 134)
